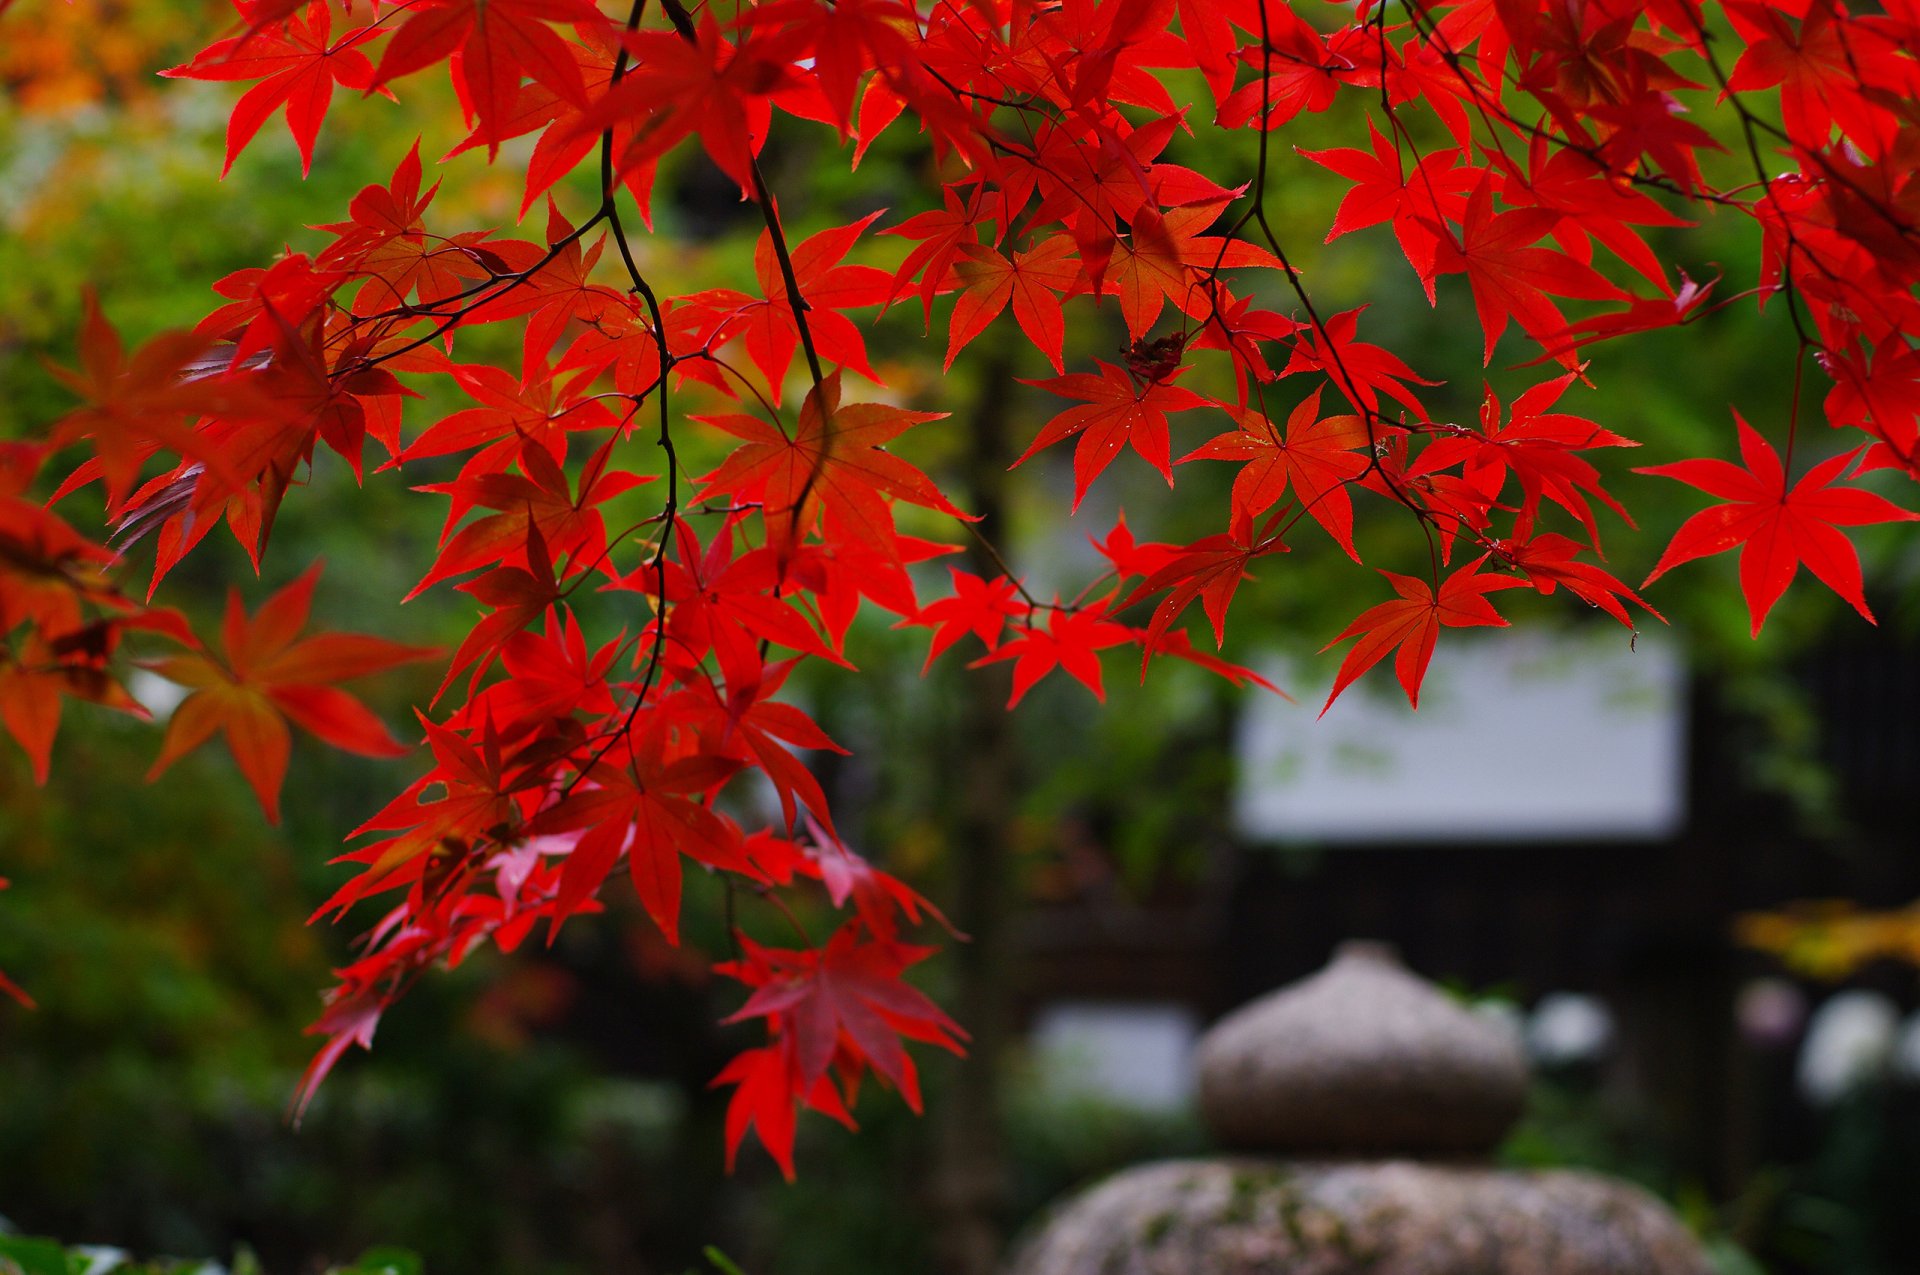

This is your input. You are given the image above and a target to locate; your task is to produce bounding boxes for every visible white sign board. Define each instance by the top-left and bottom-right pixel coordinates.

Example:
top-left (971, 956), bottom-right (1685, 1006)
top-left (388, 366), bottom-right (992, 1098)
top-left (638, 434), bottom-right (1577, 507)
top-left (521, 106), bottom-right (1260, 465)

top-left (1233, 631), bottom-right (1687, 844)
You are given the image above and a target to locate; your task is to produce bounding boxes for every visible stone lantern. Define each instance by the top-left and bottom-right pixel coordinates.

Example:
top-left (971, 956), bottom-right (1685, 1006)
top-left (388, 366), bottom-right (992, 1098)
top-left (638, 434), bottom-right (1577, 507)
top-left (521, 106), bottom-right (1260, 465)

top-left (1006, 942), bottom-right (1715, 1275)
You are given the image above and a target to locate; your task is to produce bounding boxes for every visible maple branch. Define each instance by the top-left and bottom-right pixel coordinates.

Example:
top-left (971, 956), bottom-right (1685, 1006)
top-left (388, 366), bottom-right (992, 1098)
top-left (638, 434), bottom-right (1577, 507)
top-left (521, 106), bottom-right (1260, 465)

top-left (748, 160), bottom-right (828, 392)
top-left (655, 0), bottom-right (695, 38)
top-left (601, 0), bottom-right (657, 302)
top-left (1224, 0), bottom-right (1443, 580)
top-left (743, 880), bottom-right (819, 948)
top-left (1390, 0), bottom-right (1728, 210)
top-left (358, 213), bottom-right (610, 369)
top-left (559, 0), bottom-right (684, 793)
top-left (702, 350), bottom-right (788, 425)
top-left (958, 520), bottom-right (1048, 614)
top-left (48, 0), bottom-right (1920, 1179)
top-left (650, 0), bottom-right (830, 540)
top-left (353, 220), bottom-right (601, 326)
top-left (1670, 3), bottom-right (1836, 474)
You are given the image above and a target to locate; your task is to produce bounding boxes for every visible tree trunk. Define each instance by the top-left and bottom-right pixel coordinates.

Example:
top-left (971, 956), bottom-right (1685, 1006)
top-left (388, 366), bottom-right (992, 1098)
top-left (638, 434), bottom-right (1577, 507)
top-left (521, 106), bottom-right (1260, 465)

top-left (931, 343), bottom-right (1020, 1275)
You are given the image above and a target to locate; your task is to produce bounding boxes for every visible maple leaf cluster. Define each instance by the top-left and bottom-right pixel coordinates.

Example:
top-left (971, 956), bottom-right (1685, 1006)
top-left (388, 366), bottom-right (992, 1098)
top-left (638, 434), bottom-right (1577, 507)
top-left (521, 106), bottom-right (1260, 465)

top-left (6, 0), bottom-right (1920, 1176)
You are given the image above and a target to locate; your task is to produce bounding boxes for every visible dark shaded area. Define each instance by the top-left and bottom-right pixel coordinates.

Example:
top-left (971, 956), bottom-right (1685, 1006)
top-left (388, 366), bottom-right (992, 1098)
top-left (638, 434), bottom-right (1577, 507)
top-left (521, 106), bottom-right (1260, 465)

top-left (1007, 614), bottom-right (1920, 1275)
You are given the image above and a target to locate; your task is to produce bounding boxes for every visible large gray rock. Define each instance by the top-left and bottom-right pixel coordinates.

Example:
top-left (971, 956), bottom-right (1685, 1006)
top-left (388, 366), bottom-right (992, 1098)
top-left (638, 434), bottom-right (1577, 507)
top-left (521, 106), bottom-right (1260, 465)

top-left (1196, 942), bottom-right (1528, 1156)
top-left (1005, 1158), bottom-right (1716, 1275)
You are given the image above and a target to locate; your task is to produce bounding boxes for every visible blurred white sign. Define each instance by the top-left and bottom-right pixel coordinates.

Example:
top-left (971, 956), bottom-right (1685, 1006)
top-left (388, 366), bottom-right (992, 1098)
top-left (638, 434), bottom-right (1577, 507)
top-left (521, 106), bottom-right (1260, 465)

top-left (1234, 630), bottom-right (1686, 844)
top-left (1029, 1001), bottom-right (1199, 1111)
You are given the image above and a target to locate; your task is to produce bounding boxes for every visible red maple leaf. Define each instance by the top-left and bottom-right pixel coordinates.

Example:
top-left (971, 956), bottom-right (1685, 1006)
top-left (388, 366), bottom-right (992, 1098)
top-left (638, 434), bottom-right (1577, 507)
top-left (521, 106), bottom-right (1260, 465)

top-left (45, 294), bottom-right (258, 513)
top-left (970, 599), bottom-right (1136, 707)
top-left (1726, 0), bottom-right (1902, 149)
top-left (1016, 360), bottom-right (1211, 509)
top-left (568, 18), bottom-right (794, 197)
top-left (0, 469), bottom-right (125, 639)
top-left (1526, 268), bottom-right (1717, 365)
top-left (319, 717), bottom-right (529, 919)
top-left (1215, 7), bottom-right (1355, 130)
top-left (163, 1), bottom-right (382, 176)
top-left (684, 214), bottom-right (896, 404)
top-left (743, 0), bottom-right (920, 132)
top-left (392, 360), bottom-right (618, 478)
top-left (370, 0), bottom-right (605, 153)
top-left (531, 724), bottom-right (745, 942)
top-left (882, 187), bottom-right (988, 324)
top-left (1430, 178), bottom-right (1626, 364)
top-left (1102, 201), bottom-right (1282, 340)
top-left (1139, 625), bottom-right (1288, 694)
top-left (1320, 560), bottom-right (1524, 713)
top-left (444, 603), bottom-right (618, 746)
top-left (709, 1044), bottom-right (831, 1180)
top-left (945, 236), bottom-right (1081, 372)
top-left (1091, 511), bottom-right (1184, 581)
top-left (1489, 136), bottom-right (1687, 292)
top-left (1496, 519), bottom-right (1662, 628)
top-left (1179, 388), bottom-right (1372, 559)
top-left (1283, 305), bottom-right (1440, 419)
top-left (436, 524), bottom-right (561, 702)
top-left (648, 516), bottom-right (848, 691)
top-left (1299, 119), bottom-right (1473, 295)
top-left (723, 925), bottom-right (965, 1113)
top-left (1638, 411), bottom-right (1920, 635)
top-left (314, 143), bottom-right (505, 318)
top-left (412, 439), bottom-right (650, 598)
top-left (695, 371), bottom-right (964, 560)
top-left (678, 658), bottom-right (847, 834)
top-left (1585, 93), bottom-right (1724, 200)
top-left (0, 626), bottom-right (147, 786)
top-left (899, 567), bottom-right (1031, 672)
top-left (462, 202), bottom-right (631, 367)
top-left (1408, 371), bottom-right (1636, 548)
top-left (796, 816), bottom-right (954, 941)
top-left (1133, 507), bottom-right (1288, 653)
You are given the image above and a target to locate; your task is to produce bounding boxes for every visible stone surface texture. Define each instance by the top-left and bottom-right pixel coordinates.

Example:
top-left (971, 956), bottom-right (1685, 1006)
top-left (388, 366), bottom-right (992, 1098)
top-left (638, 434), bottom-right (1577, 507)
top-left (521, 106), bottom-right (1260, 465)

top-left (1195, 941), bottom-right (1529, 1156)
top-left (1004, 1158), bottom-right (1717, 1275)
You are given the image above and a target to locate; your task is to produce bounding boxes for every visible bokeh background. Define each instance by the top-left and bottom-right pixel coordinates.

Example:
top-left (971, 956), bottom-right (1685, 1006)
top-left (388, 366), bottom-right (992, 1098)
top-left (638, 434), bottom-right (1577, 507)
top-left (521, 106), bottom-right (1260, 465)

top-left (3, 3), bottom-right (1919, 1272)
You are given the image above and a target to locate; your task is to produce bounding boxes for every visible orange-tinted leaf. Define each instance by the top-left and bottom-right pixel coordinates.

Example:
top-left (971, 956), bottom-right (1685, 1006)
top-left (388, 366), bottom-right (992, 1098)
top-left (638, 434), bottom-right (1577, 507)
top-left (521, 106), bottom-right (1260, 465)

top-left (1102, 202), bottom-right (1282, 340)
top-left (46, 293), bottom-right (257, 512)
top-left (695, 371), bottom-right (964, 560)
top-left (1180, 389), bottom-right (1370, 559)
top-left (945, 236), bottom-right (1079, 372)
top-left (144, 564), bottom-right (437, 821)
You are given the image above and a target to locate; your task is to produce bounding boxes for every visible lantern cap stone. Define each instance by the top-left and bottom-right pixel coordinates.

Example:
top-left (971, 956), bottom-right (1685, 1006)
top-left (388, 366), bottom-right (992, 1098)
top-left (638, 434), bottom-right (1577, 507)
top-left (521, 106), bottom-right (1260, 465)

top-left (1194, 941), bottom-right (1529, 1157)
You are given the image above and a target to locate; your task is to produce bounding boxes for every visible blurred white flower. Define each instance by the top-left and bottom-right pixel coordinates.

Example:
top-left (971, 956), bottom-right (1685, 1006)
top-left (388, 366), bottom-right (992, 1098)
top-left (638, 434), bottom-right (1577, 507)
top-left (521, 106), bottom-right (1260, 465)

top-left (1797, 990), bottom-right (1897, 1105)
top-left (1526, 992), bottom-right (1615, 1066)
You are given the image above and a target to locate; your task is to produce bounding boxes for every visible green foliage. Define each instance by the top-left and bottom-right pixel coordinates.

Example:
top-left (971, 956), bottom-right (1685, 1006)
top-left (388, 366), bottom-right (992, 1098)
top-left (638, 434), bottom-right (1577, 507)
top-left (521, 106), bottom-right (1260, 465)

top-left (693, 1248), bottom-right (746, 1275)
top-left (0, 1233), bottom-right (419, 1275)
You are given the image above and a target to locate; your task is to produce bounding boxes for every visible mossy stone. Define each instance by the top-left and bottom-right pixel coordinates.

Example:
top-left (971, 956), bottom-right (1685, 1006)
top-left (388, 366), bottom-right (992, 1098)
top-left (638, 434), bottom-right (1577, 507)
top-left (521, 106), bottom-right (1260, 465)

top-left (1006, 1158), bottom-right (1715, 1275)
